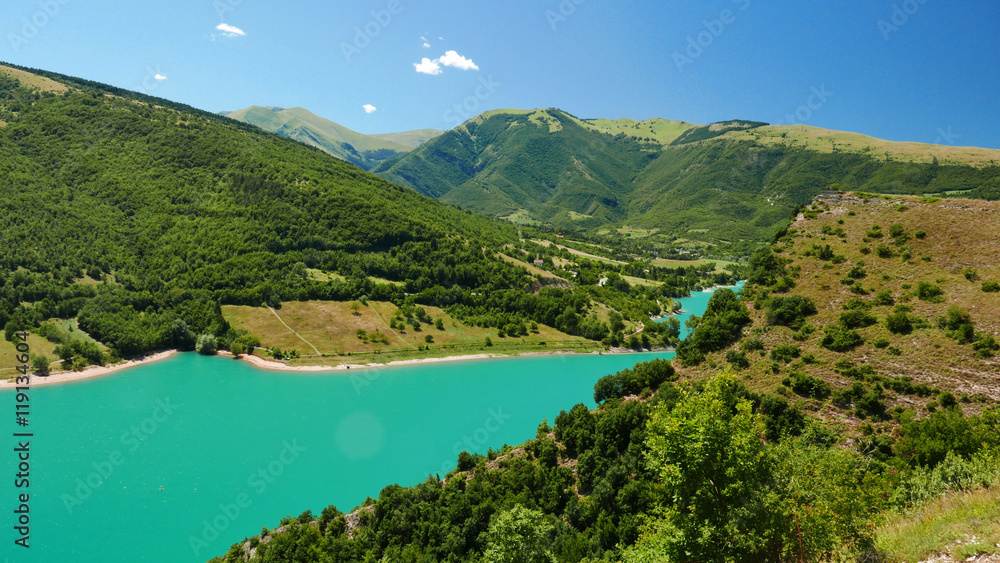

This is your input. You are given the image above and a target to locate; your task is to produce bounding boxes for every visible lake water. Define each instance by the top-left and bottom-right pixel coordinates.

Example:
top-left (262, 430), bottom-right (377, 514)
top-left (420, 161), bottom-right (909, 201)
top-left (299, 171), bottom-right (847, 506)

top-left (0, 286), bottom-right (733, 562)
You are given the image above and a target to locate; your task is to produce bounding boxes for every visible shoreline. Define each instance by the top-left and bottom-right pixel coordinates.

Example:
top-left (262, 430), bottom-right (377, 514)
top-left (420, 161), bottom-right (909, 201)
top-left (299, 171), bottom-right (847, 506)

top-left (0, 345), bottom-right (676, 389)
top-left (0, 350), bottom-right (177, 389)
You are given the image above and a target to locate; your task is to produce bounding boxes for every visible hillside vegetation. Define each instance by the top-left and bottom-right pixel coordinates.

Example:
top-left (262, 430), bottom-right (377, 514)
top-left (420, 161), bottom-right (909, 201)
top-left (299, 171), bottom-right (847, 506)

top-left (212, 196), bottom-right (1000, 562)
top-left (0, 63), bottom-right (736, 375)
top-left (374, 109), bottom-right (1000, 255)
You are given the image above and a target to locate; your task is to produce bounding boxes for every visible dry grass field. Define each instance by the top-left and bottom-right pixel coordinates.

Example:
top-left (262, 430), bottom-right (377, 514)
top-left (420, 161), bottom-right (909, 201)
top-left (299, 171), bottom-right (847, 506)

top-left (223, 300), bottom-right (597, 367)
top-left (684, 193), bottom-right (1000, 416)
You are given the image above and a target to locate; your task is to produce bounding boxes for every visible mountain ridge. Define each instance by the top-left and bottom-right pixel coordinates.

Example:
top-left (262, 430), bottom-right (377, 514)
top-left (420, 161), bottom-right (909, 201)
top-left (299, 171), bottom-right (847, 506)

top-left (221, 105), bottom-right (444, 170)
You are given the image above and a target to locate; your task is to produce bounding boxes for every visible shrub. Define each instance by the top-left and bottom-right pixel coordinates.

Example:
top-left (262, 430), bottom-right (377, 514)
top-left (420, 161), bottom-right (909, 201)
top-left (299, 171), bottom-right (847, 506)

top-left (726, 350), bottom-right (750, 370)
top-left (195, 334), bottom-right (217, 355)
top-left (915, 229), bottom-right (927, 239)
top-left (771, 344), bottom-right (801, 364)
top-left (885, 312), bottom-right (913, 335)
top-left (765, 295), bottom-right (818, 329)
top-left (872, 337), bottom-right (890, 349)
top-left (840, 310), bottom-right (878, 329)
top-left (821, 324), bottom-right (864, 352)
top-left (876, 245), bottom-right (896, 258)
top-left (963, 268), bottom-right (980, 282)
top-left (982, 281), bottom-right (1000, 293)
top-left (972, 335), bottom-right (999, 358)
top-left (789, 372), bottom-right (831, 399)
top-left (916, 281), bottom-right (944, 303)
top-left (873, 289), bottom-right (895, 306)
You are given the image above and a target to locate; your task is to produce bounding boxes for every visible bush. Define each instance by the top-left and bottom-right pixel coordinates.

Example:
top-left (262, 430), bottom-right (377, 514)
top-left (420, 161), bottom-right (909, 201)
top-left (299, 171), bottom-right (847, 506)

top-left (820, 324), bottom-right (864, 352)
top-left (771, 344), bottom-right (801, 364)
top-left (765, 295), bottom-right (818, 329)
top-left (195, 334), bottom-right (217, 355)
top-left (873, 289), bottom-right (895, 306)
top-left (917, 281), bottom-right (944, 303)
top-left (915, 229), bottom-right (927, 239)
top-left (840, 310), bottom-right (878, 329)
top-left (886, 311), bottom-right (913, 335)
top-left (876, 245), bottom-right (896, 258)
top-left (789, 372), bottom-right (831, 399)
top-left (726, 350), bottom-right (750, 370)
top-left (982, 281), bottom-right (1000, 293)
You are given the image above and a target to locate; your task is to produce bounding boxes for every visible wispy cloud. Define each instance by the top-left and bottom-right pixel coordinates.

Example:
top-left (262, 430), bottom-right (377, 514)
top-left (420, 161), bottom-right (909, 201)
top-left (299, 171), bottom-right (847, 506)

top-left (215, 23), bottom-right (246, 38)
top-left (154, 74), bottom-right (167, 81)
top-left (363, 104), bottom-right (377, 114)
top-left (414, 50), bottom-right (479, 75)
top-left (420, 36), bottom-right (431, 48)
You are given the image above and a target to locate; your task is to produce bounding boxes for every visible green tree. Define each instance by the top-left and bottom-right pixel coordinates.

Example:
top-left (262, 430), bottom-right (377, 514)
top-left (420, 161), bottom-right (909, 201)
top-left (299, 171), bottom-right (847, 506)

top-left (634, 373), bottom-right (781, 561)
top-left (31, 355), bottom-right (50, 376)
top-left (195, 334), bottom-right (217, 355)
top-left (482, 505), bottom-right (556, 563)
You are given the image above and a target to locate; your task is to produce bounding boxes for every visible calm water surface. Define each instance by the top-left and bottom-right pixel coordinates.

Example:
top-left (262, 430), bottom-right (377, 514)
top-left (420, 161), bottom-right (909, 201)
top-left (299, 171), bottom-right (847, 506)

top-left (1, 286), bottom-right (736, 562)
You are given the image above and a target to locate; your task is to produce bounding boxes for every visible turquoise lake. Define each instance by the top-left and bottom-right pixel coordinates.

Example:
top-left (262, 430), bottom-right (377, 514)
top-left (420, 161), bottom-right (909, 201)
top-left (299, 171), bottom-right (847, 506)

top-left (0, 285), bottom-right (737, 562)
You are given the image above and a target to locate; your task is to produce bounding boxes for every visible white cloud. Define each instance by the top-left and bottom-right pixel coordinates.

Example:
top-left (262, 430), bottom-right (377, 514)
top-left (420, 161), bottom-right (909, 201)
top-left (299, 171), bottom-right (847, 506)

top-left (363, 104), bottom-right (377, 114)
top-left (154, 74), bottom-right (167, 81)
top-left (413, 50), bottom-right (479, 75)
top-left (437, 50), bottom-right (479, 71)
top-left (414, 57), bottom-right (442, 75)
top-left (215, 23), bottom-right (246, 37)
top-left (420, 36), bottom-right (430, 48)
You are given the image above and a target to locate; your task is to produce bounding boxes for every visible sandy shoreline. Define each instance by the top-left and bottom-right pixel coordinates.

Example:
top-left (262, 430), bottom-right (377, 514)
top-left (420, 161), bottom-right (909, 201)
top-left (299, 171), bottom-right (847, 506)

top-left (0, 350), bottom-right (177, 389)
top-left (1, 347), bottom-right (638, 389)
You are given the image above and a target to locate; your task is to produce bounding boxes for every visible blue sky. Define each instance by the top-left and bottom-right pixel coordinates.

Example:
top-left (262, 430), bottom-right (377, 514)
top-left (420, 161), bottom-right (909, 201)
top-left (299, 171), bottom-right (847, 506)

top-left (3, 0), bottom-right (999, 148)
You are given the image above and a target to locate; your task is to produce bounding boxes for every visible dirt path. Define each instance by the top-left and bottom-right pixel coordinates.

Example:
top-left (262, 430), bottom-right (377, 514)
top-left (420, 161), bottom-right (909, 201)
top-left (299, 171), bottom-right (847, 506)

top-left (368, 303), bottom-right (417, 349)
top-left (268, 307), bottom-right (323, 356)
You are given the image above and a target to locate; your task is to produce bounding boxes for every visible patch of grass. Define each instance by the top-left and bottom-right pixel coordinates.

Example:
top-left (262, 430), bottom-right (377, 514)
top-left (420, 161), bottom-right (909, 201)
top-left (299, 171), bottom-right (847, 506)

top-left (876, 485), bottom-right (1000, 562)
top-left (223, 300), bottom-right (595, 367)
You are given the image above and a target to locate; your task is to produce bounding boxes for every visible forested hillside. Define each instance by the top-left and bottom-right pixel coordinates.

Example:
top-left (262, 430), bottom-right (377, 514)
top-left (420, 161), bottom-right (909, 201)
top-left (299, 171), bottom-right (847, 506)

top-left (375, 109), bottom-right (1000, 255)
top-left (0, 63), bottom-right (734, 370)
top-left (374, 108), bottom-right (662, 230)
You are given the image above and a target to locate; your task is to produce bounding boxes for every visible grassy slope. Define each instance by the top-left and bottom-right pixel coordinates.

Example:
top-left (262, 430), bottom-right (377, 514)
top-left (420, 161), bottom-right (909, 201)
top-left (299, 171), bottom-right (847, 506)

top-left (223, 300), bottom-right (595, 367)
top-left (683, 193), bottom-right (1000, 409)
top-left (222, 106), bottom-right (414, 169)
top-left (877, 482), bottom-right (1000, 562)
top-left (722, 124), bottom-right (1000, 167)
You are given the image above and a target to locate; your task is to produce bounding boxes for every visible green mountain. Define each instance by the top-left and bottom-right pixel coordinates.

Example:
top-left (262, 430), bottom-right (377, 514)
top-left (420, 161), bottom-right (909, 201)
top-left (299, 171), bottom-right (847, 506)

top-left (374, 109), bottom-right (1000, 253)
top-left (0, 63), bottom-right (592, 361)
top-left (374, 108), bottom-right (689, 229)
top-left (221, 105), bottom-right (442, 170)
